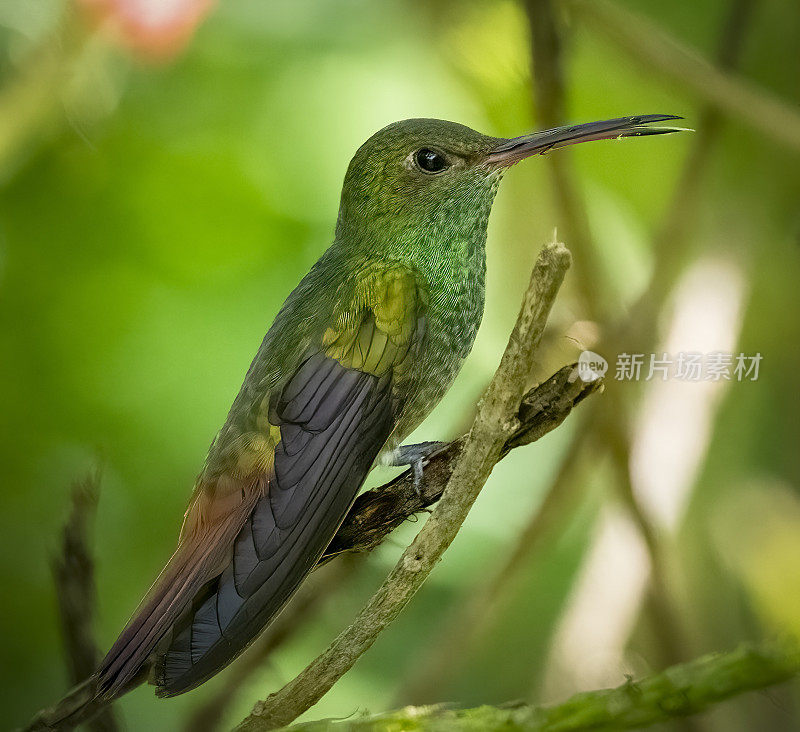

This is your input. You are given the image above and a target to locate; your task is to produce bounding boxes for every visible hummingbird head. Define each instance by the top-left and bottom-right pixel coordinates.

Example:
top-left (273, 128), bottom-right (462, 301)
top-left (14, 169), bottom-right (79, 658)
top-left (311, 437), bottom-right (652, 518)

top-left (336, 118), bottom-right (504, 248)
top-left (336, 115), bottom-right (685, 254)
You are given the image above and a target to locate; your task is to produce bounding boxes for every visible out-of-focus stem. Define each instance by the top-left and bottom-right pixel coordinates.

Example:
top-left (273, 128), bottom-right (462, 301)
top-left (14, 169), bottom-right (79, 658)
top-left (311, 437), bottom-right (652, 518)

top-left (524, 0), bottom-right (689, 677)
top-left (565, 0), bottom-right (800, 153)
top-left (51, 475), bottom-right (121, 732)
top-left (524, 0), bottom-right (605, 322)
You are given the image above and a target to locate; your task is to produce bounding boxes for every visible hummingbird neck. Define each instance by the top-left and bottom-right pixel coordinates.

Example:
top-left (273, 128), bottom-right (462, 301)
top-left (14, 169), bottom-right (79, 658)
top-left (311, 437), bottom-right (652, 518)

top-left (333, 169), bottom-right (502, 284)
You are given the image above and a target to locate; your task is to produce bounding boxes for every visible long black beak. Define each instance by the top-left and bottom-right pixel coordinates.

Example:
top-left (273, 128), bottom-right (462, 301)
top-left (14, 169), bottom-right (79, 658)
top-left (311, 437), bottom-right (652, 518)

top-left (484, 114), bottom-right (687, 166)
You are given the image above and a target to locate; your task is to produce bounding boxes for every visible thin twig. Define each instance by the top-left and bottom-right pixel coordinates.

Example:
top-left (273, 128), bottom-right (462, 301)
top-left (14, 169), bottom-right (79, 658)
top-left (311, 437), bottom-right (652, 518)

top-left (284, 638), bottom-right (800, 731)
top-left (51, 476), bottom-right (121, 732)
top-left (233, 240), bottom-right (573, 731)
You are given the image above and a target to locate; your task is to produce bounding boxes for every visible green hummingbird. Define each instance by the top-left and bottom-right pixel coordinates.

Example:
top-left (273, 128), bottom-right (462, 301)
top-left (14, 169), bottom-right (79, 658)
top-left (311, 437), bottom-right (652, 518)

top-left (97, 114), bottom-right (683, 699)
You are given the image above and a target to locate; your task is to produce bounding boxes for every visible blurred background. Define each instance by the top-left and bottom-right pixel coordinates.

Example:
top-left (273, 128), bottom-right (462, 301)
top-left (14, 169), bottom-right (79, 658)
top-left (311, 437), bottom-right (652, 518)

top-left (1, 0), bottom-right (799, 729)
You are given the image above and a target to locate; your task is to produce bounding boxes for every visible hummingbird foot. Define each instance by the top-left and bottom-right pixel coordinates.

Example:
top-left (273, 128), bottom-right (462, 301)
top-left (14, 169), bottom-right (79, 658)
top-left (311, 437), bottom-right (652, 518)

top-left (390, 441), bottom-right (447, 496)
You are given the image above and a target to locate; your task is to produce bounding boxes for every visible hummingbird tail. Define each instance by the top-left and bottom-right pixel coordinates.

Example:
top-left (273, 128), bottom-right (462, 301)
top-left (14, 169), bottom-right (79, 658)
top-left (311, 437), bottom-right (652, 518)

top-left (96, 491), bottom-right (257, 699)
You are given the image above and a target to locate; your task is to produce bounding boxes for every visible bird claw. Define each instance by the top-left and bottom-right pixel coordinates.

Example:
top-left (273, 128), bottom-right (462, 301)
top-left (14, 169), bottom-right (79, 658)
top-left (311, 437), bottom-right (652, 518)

top-left (390, 441), bottom-right (447, 497)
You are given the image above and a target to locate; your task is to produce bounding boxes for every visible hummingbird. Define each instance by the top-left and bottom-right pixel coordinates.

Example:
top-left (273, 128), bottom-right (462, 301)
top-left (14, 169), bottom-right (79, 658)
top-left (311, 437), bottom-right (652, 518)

top-left (97, 114), bottom-right (683, 699)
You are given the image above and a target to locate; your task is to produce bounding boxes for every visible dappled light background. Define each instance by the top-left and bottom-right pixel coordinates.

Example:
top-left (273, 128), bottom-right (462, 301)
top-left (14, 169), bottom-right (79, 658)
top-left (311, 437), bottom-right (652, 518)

top-left (1, 0), bottom-right (799, 729)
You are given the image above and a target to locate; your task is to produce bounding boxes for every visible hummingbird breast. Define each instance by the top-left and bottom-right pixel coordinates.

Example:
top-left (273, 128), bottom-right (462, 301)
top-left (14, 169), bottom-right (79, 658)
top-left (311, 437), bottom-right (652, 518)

top-left (391, 235), bottom-right (487, 444)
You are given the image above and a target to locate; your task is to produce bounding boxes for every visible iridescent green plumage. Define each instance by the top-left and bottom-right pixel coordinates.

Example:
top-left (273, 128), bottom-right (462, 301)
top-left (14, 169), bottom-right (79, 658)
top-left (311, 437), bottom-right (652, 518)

top-left (96, 115), bottom-right (684, 699)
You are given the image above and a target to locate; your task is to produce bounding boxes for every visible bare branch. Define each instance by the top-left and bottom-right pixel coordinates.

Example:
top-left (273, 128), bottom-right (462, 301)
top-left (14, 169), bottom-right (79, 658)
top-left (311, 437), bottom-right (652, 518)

top-left (394, 419), bottom-right (594, 704)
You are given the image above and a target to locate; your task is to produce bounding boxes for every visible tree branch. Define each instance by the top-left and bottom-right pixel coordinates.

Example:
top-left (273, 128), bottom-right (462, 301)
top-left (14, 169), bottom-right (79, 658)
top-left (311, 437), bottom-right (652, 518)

top-left (282, 638), bottom-right (800, 731)
top-left (233, 239), bottom-right (573, 730)
top-left (393, 417), bottom-right (594, 704)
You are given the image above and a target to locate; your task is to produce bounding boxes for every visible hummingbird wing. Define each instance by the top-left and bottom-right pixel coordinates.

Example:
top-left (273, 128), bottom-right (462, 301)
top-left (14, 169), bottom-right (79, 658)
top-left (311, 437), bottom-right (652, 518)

top-left (98, 262), bottom-right (428, 698)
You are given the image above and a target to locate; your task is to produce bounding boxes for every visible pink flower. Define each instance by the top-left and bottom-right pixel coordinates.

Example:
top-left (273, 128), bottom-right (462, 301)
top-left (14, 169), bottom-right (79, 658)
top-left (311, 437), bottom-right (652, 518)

top-left (78, 0), bottom-right (216, 62)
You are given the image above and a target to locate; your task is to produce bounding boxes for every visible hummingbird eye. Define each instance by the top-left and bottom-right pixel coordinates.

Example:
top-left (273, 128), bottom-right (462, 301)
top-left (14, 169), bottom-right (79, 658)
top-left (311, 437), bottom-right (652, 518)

top-left (414, 148), bottom-right (449, 174)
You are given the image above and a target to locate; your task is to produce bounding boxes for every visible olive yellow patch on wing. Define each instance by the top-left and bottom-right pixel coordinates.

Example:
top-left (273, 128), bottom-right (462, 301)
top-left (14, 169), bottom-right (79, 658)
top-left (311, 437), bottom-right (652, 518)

top-left (324, 262), bottom-right (428, 376)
